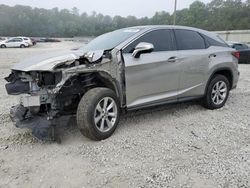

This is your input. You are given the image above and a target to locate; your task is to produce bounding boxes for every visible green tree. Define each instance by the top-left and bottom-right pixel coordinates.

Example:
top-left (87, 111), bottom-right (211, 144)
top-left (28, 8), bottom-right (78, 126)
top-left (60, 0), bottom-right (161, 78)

top-left (0, 1), bottom-right (250, 37)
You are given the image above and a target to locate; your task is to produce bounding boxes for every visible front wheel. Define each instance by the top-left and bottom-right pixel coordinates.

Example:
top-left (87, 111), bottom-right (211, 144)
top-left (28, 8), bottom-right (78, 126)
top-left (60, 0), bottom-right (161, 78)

top-left (20, 44), bottom-right (25, 48)
top-left (202, 75), bottom-right (230, 110)
top-left (77, 88), bottom-right (120, 141)
top-left (1, 44), bottom-right (6, 48)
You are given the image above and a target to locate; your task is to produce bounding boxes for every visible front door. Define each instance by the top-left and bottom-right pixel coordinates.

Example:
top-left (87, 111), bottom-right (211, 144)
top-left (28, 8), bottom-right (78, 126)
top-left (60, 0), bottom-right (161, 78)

top-left (122, 29), bottom-right (181, 108)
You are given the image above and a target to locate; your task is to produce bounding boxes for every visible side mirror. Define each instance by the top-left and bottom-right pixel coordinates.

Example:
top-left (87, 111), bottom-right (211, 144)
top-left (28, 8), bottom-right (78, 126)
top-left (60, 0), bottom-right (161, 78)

top-left (132, 42), bottom-right (154, 58)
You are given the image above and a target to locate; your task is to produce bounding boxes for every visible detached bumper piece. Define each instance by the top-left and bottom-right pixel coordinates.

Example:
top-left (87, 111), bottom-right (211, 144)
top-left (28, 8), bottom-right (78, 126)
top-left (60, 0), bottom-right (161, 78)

top-left (9, 105), bottom-right (70, 143)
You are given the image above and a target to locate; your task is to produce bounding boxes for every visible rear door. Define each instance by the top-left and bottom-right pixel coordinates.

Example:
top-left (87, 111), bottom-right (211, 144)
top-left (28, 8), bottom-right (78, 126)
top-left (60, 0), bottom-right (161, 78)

top-left (123, 29), bottom-right (181, 108)
top-left (173, 29), bottom-right (210, 98)
top-left (14, 38), bottom-right (23, 47)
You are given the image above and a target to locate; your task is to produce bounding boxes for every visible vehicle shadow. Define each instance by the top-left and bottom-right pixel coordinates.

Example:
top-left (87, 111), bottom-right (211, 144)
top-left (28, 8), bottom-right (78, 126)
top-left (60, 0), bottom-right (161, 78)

top-left (60, 100), bottom-right (205, 142)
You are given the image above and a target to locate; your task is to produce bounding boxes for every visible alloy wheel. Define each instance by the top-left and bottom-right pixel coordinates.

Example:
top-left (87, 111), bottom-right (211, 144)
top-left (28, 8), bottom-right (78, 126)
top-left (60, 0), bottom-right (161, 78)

top-left (94, 97), bottom-right (118, 133)
top-left (211, 81), bottom-right (228, 105)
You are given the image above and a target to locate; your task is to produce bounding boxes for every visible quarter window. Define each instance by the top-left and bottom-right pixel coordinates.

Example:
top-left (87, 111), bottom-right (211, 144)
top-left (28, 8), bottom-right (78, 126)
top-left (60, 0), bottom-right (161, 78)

top-left (175, 29), bottom-right (206, 50)
top-left (123, 29), bottom-right (175, 53)
top-left (202, 34), bottom-right (228, 47)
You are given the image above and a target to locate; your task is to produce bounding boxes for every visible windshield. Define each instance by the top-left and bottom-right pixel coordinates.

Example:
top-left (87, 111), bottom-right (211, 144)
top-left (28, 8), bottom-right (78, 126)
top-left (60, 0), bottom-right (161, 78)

top-left (82, 28), bottom-right (141, 51)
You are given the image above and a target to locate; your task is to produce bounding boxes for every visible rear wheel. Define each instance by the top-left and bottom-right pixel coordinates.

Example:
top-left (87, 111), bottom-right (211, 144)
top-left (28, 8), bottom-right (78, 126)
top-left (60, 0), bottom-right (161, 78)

top-left (1, 44), bottom-right (6, 48)
top-left (203, 75), bottom-right (230, 110)
top-left (77, 88), bottom-right (120, 141)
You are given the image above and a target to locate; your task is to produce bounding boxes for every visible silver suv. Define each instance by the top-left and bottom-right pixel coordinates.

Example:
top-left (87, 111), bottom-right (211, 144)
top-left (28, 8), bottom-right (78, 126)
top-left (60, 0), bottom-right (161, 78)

top-left (5, 25), bottom-right (240, 141)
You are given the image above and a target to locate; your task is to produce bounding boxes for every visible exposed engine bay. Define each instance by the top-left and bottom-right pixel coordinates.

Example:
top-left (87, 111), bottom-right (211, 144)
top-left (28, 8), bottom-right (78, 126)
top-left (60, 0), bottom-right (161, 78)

top-left (5, 49), bottom-right (125, 142)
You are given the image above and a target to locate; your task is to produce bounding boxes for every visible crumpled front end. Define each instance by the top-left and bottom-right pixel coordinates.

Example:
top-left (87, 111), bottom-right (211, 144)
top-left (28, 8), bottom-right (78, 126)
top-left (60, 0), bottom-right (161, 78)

top-left (5, 48), bottom-right (125, 141)
top-left (5, 70), bottom-right (72, 141)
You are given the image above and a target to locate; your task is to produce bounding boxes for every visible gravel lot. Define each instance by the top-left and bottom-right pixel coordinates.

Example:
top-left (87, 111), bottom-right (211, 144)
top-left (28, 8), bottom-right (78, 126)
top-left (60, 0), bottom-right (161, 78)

top-left (0, 42), bottom-right (250, 188)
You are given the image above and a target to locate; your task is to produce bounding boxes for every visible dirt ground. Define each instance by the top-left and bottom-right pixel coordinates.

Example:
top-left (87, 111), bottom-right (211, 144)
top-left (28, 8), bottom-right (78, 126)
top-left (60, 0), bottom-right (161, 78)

top-left (0, 42), bottom-right (250, 188)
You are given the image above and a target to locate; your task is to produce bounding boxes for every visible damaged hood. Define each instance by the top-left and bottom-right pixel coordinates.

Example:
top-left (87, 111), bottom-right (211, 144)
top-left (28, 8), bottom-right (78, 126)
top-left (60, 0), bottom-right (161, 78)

top-left (12, 49), bottom-right (104, 72)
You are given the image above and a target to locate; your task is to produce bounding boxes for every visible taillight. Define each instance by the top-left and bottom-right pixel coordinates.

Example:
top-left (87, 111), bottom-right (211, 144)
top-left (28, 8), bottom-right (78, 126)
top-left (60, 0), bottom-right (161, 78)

top-left (232, 51), bottom-right (240, 59)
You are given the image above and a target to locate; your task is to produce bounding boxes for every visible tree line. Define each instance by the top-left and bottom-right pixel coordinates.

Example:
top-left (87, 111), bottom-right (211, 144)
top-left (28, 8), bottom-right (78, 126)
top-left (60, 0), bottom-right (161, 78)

top-left (0, 0), bottom-right (250, 37)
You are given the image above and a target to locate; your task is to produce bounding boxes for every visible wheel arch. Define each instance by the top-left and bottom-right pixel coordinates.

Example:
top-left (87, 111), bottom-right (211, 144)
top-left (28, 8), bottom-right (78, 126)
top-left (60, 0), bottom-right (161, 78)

top-left (95, 72), bottom-right (121, 99)
top-left (56, 71), bottom-right (124, 112)
top-left (206, 68), bottom-right (234, 93)
top-left (93, 72), bottom-right (125, 108)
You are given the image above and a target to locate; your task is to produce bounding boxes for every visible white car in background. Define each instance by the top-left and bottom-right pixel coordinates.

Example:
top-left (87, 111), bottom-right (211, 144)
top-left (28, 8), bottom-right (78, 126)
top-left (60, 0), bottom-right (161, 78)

top-left (17, 36), bottom-right (33, 46)
top-left (0, 37), bottom-right (8, 41)
top-left (0, 37), bottom-right (30, 48)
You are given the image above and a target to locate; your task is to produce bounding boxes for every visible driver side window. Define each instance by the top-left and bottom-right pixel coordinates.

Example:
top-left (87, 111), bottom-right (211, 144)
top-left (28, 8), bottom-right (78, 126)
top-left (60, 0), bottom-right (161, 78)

top-left (123, 29), bottom-right (175, 53)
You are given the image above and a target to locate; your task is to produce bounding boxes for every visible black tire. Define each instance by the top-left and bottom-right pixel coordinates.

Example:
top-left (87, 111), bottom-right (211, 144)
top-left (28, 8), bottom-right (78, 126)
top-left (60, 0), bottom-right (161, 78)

top-left (20, 44), bottom-right (25, 48)
top-left (1, 44), bottom-right (6, 48)
top-left (77, 88), bottom-right (120, 141)
top-left (202, 74), bottom-right (230, 110)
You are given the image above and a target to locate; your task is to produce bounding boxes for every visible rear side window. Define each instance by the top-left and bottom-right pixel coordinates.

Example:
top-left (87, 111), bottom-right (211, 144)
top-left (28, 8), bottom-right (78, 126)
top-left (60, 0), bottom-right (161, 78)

top-left (9, 38), bottom-right (22, 42)
top-left (202, 34), bottom-right (228, 47)
top-left (175, 29), bottom-right (206, 50)
top-left (123, 29), bottom-right (175, 53)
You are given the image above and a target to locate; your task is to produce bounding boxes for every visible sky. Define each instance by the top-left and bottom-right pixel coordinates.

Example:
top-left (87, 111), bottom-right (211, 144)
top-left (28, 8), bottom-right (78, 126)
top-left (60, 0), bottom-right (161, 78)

top-left (0, 0), bottom-right (212, 17)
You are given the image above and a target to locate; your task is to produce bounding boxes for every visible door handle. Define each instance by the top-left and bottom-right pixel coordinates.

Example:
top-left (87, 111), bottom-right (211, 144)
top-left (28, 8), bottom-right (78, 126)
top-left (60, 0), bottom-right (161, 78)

top-left (167, 56), bottom-right (178, 63)
top-left (209, 54), bottom-right (217, 58)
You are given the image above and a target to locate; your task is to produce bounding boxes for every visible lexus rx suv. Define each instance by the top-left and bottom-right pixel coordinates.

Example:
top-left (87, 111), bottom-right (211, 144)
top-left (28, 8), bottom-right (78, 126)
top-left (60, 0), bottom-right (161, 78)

top-left (5, 25), bottom-right (240, 141)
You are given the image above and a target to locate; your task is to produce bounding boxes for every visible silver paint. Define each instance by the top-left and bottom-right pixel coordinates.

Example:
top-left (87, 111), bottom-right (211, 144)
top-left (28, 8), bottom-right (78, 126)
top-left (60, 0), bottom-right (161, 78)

top-left (9, 25), bottom-right (240, 110)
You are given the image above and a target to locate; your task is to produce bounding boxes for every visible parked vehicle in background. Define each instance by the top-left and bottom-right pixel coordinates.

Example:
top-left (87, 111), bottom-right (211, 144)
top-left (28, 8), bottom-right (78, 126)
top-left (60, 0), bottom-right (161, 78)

top-left (17, 37), bottom-right (33, 46)
top-left (0, 37), bottom-right (30, 48)
top-left (0, 37), bottom-right (8, 41)
top-left (30, 38), bottom-right (37, 45)
top-left (36, 38), bottom-right (61, 43)
top-left (227, 41), bottom-right (250, 64)
top-left (5, 25), bottom-right (240, 141)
